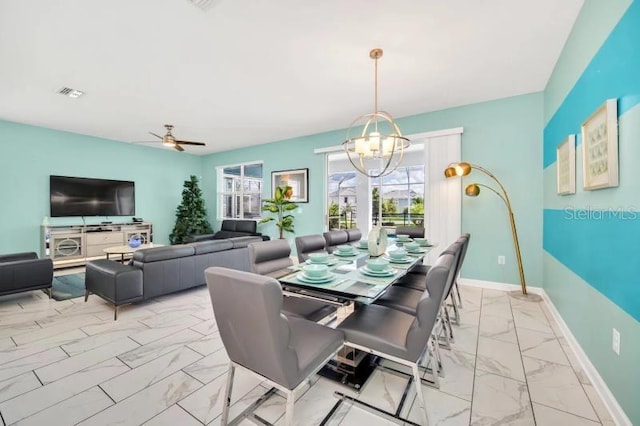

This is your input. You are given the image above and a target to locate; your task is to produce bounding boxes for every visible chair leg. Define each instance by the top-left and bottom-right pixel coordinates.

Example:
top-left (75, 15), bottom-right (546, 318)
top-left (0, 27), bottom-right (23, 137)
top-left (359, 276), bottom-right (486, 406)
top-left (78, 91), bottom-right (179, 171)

top-left (113, 306), bottom-right (119, 321)
top-left (221, 364), bottom-right (235, 425)
top-left (411, 364), bottom-right (430, 426)
top-left (47, 288), bottom-right (52, 299)
top-left (450, 293), bottom-right (461, 325)
top-left (454, 280), bottom-right (463, 308)
top-left (84, 290), bottom-right (90, 302)
top-left (443, 303), bottom-right (455, 341)
top-left (285, 389), bottom-right (295, 426)
top-left (431, 338), bottom-right (444, 381)
top-left (437, 311), bottom-right (451, 350)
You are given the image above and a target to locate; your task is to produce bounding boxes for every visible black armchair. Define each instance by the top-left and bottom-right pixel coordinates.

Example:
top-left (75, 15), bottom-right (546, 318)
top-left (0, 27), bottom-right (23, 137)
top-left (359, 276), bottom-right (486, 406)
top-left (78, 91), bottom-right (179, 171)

top-left (0, 252), bottom-right (53, 297)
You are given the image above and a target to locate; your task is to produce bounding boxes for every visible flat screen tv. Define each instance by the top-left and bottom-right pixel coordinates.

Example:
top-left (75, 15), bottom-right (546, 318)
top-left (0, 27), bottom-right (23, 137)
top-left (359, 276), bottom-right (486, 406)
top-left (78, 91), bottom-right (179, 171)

top-left (50, 175), bottom-right (135, 217)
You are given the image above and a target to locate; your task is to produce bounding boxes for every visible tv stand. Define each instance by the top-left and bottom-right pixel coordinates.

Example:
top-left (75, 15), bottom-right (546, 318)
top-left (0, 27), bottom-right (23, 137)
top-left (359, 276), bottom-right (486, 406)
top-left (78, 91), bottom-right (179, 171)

top-left (41, 222), bottom-right (153, 269)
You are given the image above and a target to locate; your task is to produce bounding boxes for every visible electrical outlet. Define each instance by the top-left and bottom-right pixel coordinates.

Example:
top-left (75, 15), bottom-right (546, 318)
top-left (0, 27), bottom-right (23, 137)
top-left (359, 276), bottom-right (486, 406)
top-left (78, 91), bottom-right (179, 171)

top-left (612, 328), bottom-right (620, 355)
top-left (498, 255), bottom-right (506, 265)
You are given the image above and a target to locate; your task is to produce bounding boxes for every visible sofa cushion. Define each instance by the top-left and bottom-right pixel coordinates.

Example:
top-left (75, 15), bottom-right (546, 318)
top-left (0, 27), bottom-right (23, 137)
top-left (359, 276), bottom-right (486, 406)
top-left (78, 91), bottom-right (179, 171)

top-left (132, 245), bottom-right (195, 263)
top-left (235, 220), bottom-right (257, 234)
top-left (213, 230), bottom-right (248, 239)
top-left (187, 234), bottom-right (216, 243)
top-left (191, 239), bottom-right (234, 255)
top-left (230, 236), bottom-right (263, 249)
top-left (0, 252), bottom-right (38, 263)
top-left (220, 220), bottom-right (237, 232)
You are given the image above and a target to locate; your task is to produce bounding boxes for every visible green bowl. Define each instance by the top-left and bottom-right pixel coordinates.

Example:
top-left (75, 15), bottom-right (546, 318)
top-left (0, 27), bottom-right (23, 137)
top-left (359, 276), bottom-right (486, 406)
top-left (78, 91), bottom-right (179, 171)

top-left (366, 258), bottom-right (390, 271)
top-left (303, 263), bottom-right (329, 278)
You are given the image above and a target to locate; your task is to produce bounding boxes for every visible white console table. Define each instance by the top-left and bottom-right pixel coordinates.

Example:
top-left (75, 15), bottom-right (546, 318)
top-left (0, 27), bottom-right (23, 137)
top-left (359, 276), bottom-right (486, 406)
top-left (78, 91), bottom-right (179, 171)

top-left (41, 222), bottom-right (153, 269)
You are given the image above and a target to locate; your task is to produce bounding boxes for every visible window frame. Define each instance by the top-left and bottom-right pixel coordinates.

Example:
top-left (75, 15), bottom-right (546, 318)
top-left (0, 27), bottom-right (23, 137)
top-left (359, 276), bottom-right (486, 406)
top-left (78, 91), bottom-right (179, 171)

top-left (217, 161), bottom-right (264, 220)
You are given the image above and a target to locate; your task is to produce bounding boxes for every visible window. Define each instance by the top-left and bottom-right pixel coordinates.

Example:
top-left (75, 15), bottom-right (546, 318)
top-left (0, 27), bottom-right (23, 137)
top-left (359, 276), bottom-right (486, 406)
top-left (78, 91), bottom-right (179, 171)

top-left (218, 162), bottom-right (263, 219)
top-left (372, 165), bottom-right (425, 226)
top-left (327, 171), bottom-right (357, 230)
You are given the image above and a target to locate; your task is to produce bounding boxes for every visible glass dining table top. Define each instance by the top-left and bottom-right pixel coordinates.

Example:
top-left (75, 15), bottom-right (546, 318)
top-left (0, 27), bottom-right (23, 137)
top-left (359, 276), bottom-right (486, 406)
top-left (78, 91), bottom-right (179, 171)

top-left (278, 240), bottom-right (435, 304)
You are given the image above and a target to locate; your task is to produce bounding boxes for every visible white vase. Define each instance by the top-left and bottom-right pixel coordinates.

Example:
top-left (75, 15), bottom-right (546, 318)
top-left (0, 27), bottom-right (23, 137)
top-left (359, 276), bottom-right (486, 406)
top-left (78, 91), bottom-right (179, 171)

top-left (367, 226), bottom-right (388, 257)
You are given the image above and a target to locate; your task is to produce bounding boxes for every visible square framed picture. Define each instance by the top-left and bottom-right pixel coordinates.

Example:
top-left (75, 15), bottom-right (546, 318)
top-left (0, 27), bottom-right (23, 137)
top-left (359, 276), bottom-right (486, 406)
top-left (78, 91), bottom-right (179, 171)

top-left (556, 134), bottom-right (576, 195)
top-left (271, 168), bottom-right (309, 202)
top-left (581, 99), bottom-right (619, 190)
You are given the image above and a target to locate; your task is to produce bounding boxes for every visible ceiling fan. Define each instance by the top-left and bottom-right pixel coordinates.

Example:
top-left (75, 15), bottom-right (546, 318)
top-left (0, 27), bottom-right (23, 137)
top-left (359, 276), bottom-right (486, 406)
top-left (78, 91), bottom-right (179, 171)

top-left (147, 124), bottom-right (206, 152)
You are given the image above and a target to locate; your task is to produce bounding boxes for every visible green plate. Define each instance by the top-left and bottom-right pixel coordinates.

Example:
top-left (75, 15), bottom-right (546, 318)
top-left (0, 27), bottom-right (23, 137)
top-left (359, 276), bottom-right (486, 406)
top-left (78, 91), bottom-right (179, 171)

top-left (359, 266), bottom-right (396, 277)
top-left (297, 273), bottom-right (335, 284)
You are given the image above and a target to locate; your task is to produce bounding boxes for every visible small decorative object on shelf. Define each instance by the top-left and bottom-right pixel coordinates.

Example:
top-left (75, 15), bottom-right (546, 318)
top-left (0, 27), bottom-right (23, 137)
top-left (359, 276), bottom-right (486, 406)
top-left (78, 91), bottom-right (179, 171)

top-left (128, 236), bottom-right (142, 248)
top-left (367, 226), bottom-right (388, 257)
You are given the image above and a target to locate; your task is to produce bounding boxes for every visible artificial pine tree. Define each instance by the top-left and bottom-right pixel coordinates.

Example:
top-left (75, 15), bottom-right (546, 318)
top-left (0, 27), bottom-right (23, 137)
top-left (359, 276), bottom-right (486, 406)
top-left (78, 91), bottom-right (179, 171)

top-left (169, 175), bottom-right (213, 244)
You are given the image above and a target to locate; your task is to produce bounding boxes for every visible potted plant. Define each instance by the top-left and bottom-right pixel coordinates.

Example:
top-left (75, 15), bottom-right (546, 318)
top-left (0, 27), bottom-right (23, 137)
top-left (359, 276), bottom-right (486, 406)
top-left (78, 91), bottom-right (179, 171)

top-left (260, 185), bottom-right (298, 239)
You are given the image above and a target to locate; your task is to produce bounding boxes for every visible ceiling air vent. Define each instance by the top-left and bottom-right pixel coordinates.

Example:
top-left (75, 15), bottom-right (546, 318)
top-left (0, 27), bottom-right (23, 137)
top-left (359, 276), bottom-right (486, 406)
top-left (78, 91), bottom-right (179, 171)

top-left (57, 87), bottom-right (85, 98)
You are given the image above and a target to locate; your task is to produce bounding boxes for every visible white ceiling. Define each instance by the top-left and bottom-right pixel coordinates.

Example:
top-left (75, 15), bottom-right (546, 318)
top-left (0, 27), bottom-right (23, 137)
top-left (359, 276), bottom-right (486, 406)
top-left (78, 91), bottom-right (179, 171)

top-left (0, 0), bottom-right (583, 155)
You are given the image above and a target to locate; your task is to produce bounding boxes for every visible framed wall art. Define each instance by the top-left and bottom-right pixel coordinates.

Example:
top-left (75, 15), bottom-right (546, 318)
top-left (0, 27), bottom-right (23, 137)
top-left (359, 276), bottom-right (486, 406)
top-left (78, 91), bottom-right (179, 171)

top-left (271, 168), bottom-right (309, 202)
top-left (581, 99), bottom-right (619, 190)
top-left (556, 134), bottom-right (576, 195)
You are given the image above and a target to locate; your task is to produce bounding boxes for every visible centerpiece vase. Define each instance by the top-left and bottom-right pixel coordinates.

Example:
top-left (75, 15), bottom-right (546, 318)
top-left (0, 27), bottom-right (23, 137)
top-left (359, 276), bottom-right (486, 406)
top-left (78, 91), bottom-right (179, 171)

top-left (367, 226), bottom-right (388, 257)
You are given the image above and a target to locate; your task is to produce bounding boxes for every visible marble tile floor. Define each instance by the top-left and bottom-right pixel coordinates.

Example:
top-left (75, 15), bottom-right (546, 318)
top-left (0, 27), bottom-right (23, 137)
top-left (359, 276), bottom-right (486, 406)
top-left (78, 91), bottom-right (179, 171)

top-left (0, 282), bottom-right (616, 425)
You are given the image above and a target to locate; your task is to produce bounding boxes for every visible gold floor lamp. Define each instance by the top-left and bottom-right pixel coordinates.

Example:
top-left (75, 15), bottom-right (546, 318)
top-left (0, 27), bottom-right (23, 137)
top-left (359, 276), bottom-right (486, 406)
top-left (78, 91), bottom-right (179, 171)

top-left (444, 162), bottom-right (541, 301)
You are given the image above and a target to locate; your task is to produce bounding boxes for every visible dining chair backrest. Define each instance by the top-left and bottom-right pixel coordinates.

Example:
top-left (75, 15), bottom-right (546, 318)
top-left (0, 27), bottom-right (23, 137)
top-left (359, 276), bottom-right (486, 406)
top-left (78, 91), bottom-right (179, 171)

top-left (248, 239), bottom-right (293, 275)
top-left (323, 230), bottom-right (349, 253)
top-left (456, 233), bottom-right (471, 276)
top-left (294, 234), bottom-right (327, 263)
top-left (345, 229), bottom-right (362, 242)
top-left (395, 226), bottom-right (425, 238)
top-left (405, 253), bottom-right (454, 361)
top-left (205, 267), bottom-right (301, 389)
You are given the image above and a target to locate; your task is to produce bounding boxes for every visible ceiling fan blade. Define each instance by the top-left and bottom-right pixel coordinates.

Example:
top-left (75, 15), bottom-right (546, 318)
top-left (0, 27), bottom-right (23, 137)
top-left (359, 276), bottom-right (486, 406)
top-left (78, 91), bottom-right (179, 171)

top-left (176, 140), bottom-right (206, 146)
top-left (149, 132), bottom-right (164, 140)
top-left (174, 144), bottom-right (185, 152)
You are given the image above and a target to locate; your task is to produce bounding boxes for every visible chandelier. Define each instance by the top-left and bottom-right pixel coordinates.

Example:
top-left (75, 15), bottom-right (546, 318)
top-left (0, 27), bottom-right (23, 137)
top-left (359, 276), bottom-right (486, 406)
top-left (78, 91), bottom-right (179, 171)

top-left (343, 48), bottom-right (410, 178)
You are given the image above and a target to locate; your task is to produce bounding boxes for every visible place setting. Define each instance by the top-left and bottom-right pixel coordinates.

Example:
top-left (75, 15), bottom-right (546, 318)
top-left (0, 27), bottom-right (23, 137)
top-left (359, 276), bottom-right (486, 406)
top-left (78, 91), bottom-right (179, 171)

top-left (296, 263), bottom-right (336, 284)
top-left (332, 244), bottom-right (360, 258)
top-left (414, 237), bottom-right (434, 247)
top-left (359, 258), bottom-right (397, 278)
top-left (403, 241), bottom-right (428, 255)
top-left (356, 240), bottom-right (369, 250)
top-left (382, 248), bottom-right (413, 264)
top-left (304, 252), bottom-right (339, 266)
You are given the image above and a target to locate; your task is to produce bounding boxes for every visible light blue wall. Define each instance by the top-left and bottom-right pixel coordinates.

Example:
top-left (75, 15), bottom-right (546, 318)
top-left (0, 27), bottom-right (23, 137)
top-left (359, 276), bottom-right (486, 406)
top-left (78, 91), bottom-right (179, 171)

top-left (543, 1), bottom-right (639, 423)
top-left (0, 120), bottom-right (204, 254)
top-left (202, 92), bottom-right (544, 286)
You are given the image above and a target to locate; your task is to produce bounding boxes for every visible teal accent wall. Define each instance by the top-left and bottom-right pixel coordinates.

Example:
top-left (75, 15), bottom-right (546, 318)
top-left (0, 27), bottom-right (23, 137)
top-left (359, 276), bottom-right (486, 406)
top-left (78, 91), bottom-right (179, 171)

top-left (202, 92), bottom-right (544, 286)
top-left (543, 1), bottom-right (639, 423)
top-left (0, 120), bottom-right (204, 255)
top-left (543, 0), bottom-right (633, 124)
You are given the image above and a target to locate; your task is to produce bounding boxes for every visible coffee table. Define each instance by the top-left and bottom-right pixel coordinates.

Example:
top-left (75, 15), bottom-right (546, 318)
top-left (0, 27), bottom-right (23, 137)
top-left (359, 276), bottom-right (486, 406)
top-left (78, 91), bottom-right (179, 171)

top-left (103, 243), bottom-right (162, 262)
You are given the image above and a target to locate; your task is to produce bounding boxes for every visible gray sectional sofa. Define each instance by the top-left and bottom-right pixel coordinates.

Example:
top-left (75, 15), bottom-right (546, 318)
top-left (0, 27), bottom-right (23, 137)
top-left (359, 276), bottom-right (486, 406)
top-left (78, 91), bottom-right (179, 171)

top-left (0, 252), bottom-right (53, 297)
top-left (85, 236), bottom-right (262, 319)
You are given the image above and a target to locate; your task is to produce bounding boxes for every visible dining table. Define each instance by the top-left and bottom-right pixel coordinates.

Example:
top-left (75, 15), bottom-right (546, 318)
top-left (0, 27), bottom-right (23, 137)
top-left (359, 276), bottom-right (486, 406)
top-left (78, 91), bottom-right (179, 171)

top-left (273, 237), bottom-right (437, 389)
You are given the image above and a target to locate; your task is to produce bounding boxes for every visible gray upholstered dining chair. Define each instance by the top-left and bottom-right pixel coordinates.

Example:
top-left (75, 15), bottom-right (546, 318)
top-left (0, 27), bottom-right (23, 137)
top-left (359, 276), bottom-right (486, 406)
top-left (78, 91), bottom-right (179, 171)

top-left (248, 239), bottom-right (337, 323)
top-left (394, 225), bottom-right (425, 238)
top-left (294, 234), bottom-right (327, 263)
top-left (345, 228), bottom-right (362, 243)
top-left (376, 242), bottom-right (462, 346)
top-left (406, 233), bottom-right (471, 320)
top-left (322, 230), bottom-right (349, 253)
top-left (205, 267), bottom-right (344, 426)
top-left (335, 254), bottom-right (454, 426)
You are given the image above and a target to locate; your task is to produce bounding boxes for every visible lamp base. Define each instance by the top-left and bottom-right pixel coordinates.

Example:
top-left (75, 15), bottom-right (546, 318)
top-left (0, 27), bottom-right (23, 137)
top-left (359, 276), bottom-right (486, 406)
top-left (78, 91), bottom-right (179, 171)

top-left (508, 290), bottom-right (543, 303)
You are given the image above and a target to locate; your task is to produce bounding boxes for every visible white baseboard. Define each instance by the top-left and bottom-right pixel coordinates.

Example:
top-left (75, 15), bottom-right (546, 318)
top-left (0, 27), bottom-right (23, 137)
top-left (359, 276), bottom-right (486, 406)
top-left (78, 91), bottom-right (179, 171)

top-left (540, 292), bottom-right (631, 426)
top-left (459, 278), bottom-right (544, 295)
top-left (458, 278), bottom-right (630, 426)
